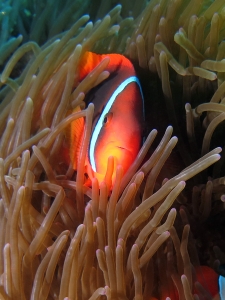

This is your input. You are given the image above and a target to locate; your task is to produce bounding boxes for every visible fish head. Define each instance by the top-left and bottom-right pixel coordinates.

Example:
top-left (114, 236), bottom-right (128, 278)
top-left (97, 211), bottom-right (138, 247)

top-left (87, 74), bottom-right (144, 185)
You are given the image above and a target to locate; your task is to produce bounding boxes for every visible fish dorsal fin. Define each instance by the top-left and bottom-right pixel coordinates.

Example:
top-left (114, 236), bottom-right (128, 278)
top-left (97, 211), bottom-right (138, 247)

top-left (70, 106), bottom-right (84, 170)
top-left (78, 51), bottom-right (134, 82)
top-left (78, 51), bottom-right (105, 81)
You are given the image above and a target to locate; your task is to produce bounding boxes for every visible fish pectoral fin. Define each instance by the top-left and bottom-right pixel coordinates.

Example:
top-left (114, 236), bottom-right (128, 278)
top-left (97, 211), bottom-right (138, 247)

top-left (69, 106), bottom-right (85, 170)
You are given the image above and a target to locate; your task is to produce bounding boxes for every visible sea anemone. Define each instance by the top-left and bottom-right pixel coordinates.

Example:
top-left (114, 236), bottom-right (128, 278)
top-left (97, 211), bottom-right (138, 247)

top-left (0, 0), bottom-right (225, 299)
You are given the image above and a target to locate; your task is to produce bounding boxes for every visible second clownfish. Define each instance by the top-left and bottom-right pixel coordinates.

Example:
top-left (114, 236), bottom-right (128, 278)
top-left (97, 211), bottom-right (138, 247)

top-left (69, 51), bottom-right (144, 184)
top-left (159, 266), bottom-right (225, 300)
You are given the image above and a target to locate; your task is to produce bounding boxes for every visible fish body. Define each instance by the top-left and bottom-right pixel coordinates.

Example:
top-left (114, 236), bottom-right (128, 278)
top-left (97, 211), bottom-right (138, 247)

top-left (70, 51), bottom-right (144, 184)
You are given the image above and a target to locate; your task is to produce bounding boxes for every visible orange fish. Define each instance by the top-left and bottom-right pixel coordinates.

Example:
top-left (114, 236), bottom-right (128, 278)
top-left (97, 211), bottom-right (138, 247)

top-left (194, 266), bottom-right (224, 300)
top-left (159, 266), bottom-right (224, 300)
top-left (70, 51), bottom-right (144, 184)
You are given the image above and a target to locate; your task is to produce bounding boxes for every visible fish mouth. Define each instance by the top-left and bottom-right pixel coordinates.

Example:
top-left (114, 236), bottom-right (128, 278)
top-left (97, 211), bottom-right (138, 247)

top-left (115, 146), bottom-right (133, 157)
top-left (86, 143), bottom-right (135, 186)
top-left (105, 141), bottom-right (132, 155)
top-left (108, 141), bottom-right (127, 147)
top-left (113, 143), bottom-right (131, 151)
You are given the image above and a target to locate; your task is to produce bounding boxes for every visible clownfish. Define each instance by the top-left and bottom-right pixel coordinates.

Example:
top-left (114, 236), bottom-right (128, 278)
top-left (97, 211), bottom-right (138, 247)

top-left (192, 266), bottom-right (224, 300)
top-left (159, 266), bottom-right (225, 300)
top-left (69, 51), bottom-right (144, 184)
top-left (194, 266), bottom-right (221, 298)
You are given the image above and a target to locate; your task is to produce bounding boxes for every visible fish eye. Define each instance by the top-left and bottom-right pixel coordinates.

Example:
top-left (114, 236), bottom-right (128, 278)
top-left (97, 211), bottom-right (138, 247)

top-left (102, 112), bottom-right (113, 125)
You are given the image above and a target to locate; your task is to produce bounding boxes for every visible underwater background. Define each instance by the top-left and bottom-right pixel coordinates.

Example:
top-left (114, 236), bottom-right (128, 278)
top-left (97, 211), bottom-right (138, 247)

top-left (0, 0), bottom-right (225, 299)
